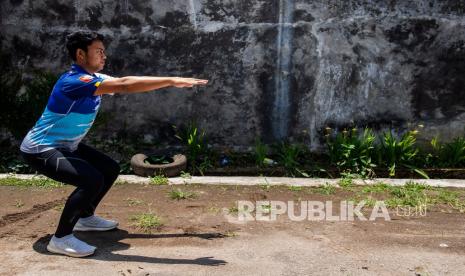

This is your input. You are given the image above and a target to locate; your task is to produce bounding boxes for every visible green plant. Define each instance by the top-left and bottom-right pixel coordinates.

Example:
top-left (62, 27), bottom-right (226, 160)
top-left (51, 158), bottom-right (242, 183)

top-left (169, 188), bottom-right (196, 200)
top-left (0, 157), bottom-right (30, 173)
top-left (260, 176), bottom-right (271, 191)
top-left (54, 203), bottom-right (65, 211)
top-left (119, 161), bottom-right (132, 174)
top-left (149, 175), bottom-right (169, 185)
top-left (0, 177), bottom-right (63, 188)
top-left (174, 122), bottom-right (208, 173)
top-left (180, 171), bottom-right (192, 179)
top-left (361, 182), bottom-right (391, 194)
top-left (228, 206), bottom-right (239, 214)
top-left (14, 200), bottom-right (24, 208)
top-left (197, 158), bottom-right (213, 176)
top-left (125, 198), bottom-right (144, 206)
top-left (129, 213), bottom-right (163, 232)
top-left (317, 183), bottom-right (336, 195)
top-left (436, 190), bottom-right (465, 211)
top-left (288, 185), bottom-right (302, 191)
top-left (259, 203), bottom-right (272, 213)
top-left (144, 155), bottom-right (173, 165)
top-left (338, 174), bottom-right (354, 189)
top-left (276, 142), bottom-right (303, 176)
top-left (385, 186), bottom-right (430, 208)
top-left (224, 231), bottom-right (238, 237)
top-left (254, 139), bottom-right (269, 167)
top-left (326, 127), bottom-right (376, 178)
top-left (378, 130), bottom-right (427, 178)
top-left (427, 136), bottom-right (465, 168)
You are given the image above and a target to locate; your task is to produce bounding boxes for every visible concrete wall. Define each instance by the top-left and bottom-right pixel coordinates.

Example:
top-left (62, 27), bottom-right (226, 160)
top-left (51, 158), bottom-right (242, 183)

top-left (2, 0), bottom-right (465, 150)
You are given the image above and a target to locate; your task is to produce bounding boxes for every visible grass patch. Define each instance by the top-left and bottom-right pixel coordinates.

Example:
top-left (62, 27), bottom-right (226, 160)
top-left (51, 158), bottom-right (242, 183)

top-left (125, 198), bottom-right (144, 206)
top-left (435, 190), bottom-right (465, 211)
top-left (288, 186), bottom-right (302, 192)
top-left (228, 206), bottom-right (239, 214)
top-left (338, 174), bottom-right (357, 189)
top-left (207, 206), bottom-right (220, 214)
top-left (224, 231), bottom-right (238, 237)
top-left (259, 203), bottom-right (272, 213)
top-left (361, 182), bottom-right (391, 194)
top-left (129, 213), bottom-right (163, 232)
top-left (0, 177), bottom-right (63, 188)
top-left (317, 183), bottom-right (336, 195)
top-left (150, 175), bottom-right (169, 185)
top-left (384, 182), bottom-right (431, 208)
top-left (54, 203), bottom-right (64, 211)
top-left (169, 188), bottom-right (196, 200)
top-left (180, 171), bottom-right (192, 179)
top-left (354, 181), bottom-right (464, 210)
top-left (260, 177), bottom-right (271, 191)
top-left (14, 199), bottom-right (24, 208)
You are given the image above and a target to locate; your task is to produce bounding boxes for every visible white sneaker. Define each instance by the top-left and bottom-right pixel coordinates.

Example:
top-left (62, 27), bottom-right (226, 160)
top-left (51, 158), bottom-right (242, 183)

top-left (47, 234), bottom-right (96, 257)
top-left (73, 215), bottom-right (119, 231)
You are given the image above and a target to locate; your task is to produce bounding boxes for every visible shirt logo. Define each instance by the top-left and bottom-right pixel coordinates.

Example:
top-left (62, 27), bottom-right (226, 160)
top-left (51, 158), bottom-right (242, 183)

top-left (79, 75), bottom-right (94, 83)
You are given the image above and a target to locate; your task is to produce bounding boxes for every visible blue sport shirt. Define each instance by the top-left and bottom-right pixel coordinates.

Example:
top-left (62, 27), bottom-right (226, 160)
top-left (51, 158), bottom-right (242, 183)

top-left (20, 64), bottom-right (111, 153)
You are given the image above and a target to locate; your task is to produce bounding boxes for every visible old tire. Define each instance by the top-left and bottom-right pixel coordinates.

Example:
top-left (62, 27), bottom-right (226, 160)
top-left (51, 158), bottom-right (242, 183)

top-left (130, 153), bottom-right (187, 177)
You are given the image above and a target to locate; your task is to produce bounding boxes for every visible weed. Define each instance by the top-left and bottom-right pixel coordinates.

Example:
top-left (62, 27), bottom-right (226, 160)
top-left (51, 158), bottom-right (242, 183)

top-left (180, 171), bottom-right (192, 179)
top-left (378, 130), bottom-right (427, 178)
top-left (174, 122), bottom-right (208, 173)
top-left (317, 183), bottom-right (336, 195)
top-left (276, 142), bottom-right (303, 176)
top-left (207, 206), bottom-right (221, 214)
top-left (326, 127), bottom-right (376, 178)
top-left (254, 139), bottom-right (269, 167)
top-left (260, 177), bottom-right (271, 191)
top-left (224, 231), bottom-right (238, 237)
top-left (14, 200), bottom-right (24, 208)
top-left (169, 188), bottom-right (196, 200)
top-left (0, 177), bottom-right (63, 188)
top-left (149, 175), bottom-right (169, 185)
top-left (129, 213), bottom-right (163, 232)
top-left (339, 172), bottom-right (358, 188)
top-left (361, 182), bottom-right (391, 194)
top-left (125, 198), bottom-right (144, 206)
top-left (288, 186), bottom-right (303, 192)
top-left (427, 136), bottom-right (465, 168)
top-left (259, 203), bottom-right (272, 213)
top-left (228, 206), bottom-right (239, 214)
top-left (54, 203), bottom-right (64, 212)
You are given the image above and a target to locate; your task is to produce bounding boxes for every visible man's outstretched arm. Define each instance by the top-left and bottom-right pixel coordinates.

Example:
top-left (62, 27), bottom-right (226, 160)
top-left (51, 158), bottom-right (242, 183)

top-left (94, 76), bottom-right (208, 96)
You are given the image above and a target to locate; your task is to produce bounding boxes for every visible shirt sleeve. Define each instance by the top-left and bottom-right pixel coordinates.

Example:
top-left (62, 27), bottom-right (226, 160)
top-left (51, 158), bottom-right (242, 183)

top-left (61, 73), bottom-right (104, 99)
top-left (95, 73), bottom-right (116, 96)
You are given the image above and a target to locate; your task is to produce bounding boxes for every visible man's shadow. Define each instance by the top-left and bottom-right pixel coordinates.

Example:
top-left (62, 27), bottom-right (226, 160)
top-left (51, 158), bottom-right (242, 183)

top-left (32, 229), bottom-right (227, 266)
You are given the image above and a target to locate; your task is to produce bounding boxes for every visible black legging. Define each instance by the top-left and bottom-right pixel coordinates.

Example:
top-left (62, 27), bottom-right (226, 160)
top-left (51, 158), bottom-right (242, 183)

top-left (20, 143), bottom-right (120, 238)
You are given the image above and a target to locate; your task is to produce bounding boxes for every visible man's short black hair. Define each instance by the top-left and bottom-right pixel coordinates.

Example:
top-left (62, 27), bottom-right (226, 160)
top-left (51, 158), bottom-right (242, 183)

top-left (66, 31), bottom-right (104, 61)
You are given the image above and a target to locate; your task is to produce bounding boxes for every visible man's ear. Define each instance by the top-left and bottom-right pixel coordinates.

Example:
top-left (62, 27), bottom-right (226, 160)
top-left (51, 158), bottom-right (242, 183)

top-left (76, 48), bottom-right (86, 62)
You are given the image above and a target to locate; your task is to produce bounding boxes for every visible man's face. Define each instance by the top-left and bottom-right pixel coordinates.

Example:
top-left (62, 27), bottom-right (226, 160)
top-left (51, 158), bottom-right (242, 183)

top-left (81, 40), bottom-right (106, 73)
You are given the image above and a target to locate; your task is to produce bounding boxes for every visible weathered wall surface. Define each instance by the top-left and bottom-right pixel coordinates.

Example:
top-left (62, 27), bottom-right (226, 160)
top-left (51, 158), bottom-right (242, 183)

top-left (1, 0), bottom-right (465, 150)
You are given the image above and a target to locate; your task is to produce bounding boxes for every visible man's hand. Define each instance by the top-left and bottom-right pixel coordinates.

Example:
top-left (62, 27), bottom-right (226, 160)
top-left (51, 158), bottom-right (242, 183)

top-left (172, 77), bottom-right (209, 88)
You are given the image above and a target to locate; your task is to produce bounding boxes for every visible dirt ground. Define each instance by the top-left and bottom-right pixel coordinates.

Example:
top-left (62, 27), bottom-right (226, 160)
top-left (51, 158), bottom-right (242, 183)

top-left (0, 183), bottom-right (464, 275)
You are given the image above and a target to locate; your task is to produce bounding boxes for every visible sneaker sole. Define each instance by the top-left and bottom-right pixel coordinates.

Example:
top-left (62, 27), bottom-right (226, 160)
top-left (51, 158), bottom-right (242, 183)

top-left (73, 224), bottom-right (118, 232)
top-left (47, 243), bottom-right (95, 258)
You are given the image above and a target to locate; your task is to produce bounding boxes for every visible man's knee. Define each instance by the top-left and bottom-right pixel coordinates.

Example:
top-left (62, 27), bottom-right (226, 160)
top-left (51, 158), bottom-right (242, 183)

top-left (81, 171), bottom-right (105, 193)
